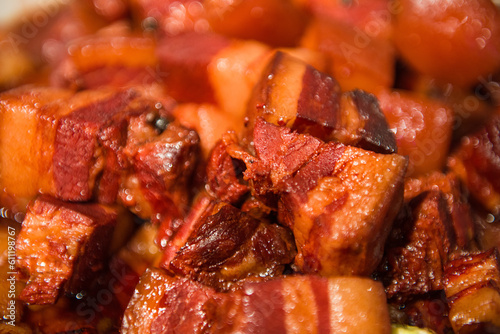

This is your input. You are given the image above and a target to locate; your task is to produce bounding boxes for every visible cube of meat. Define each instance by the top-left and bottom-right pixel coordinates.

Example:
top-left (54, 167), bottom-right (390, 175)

top-left (0, 85), bottom-right (166, 210)
top-left (0, 86), bottom-right (73, 210)
top-left (444, 248), bottom-right (500, 333)
top-left (122, 268), bottom-right (216, 334)
top-left (166, 202), bottom-right (296, 291)
top-left (239, 119), bottom-right (407, 276)
top-left (53, 89), bottom-right (143, 202)
top-left (122, 270), bottom-right (392, 334)
top-left (448, 112), bottom-right (500, 216)
top-left (244, 51), bottom-right (397, 154)
top-left (378, 190), bottom-right (456, 302)
top-left (404, 171), bottom-right (475, 248)
top-left (119, 121), bottom-right (200, 223)
top-left (16, 195), bottom-right (118, 304)
top-left (52, 33), bottom-right (159, 90)
top-left (210, 276), bottom-right (391, 334)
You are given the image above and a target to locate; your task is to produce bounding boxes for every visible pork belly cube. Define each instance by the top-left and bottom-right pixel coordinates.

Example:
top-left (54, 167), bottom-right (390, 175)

top-left (244, 51), bottom-right (397, 154)
top-left (209, 276), bottom-right (391, 334)
top-left (204, 0), bottom-right (309, 47)
top-left (166, 202), bottom-right (296, 291)
top-left (444, 248), bottom-right (500, 333)
top-left (52, 32), bottom-right (158, 89)
top-left (0, 86), bottom-right (73, 210)
top-left (16, 195), bottom-right (118, 304)
top-left (404, 172), bottom-right (475, 249)
top-left (378, 191), bottom-right (456, 302)
top-left (243, 120), bottom-right (407, 276)
top-left (448, 113), bottom-right (500, 216)
top-left (300, 17), bottom-right (395, 93)
top-left (209, 43), bottom-right (328, 127)
top-left (54, 88), bottom-right (162, 204)
top-left (0, 86), bottom-right (164, 209)
top-left (119, 121), bottom-right (200, 222)
top-left (376, 89), bottom-right (454, 177)
top-left (123, 271), bottom-right (391, 334)
top-left (122, 267), bottom-right (216, 334)
top-left (280, 144), bottom-right (406, 276)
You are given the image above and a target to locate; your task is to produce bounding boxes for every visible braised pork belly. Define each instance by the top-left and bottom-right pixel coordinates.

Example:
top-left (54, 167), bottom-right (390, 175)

top-left (2, 0), bottom-right (500, 333)
top-left (122, 268), bottom-right (391, 334)
top-left (16, 195), bottom-right (118, 304)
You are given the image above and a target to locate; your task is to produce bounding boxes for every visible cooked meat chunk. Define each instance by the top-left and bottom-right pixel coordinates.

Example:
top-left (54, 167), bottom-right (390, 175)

top-left (16, 195), bottom-right (117, 304)
top-left (340, 88), bottom-right (398, 154)
top-left (52, 33), bottom-right (158, 90)
top-left (210, 276), bottom-right (391, 334)
top-left (239, 119), bottom-right (406, 276)
top-left (122, 268), bottom-right (216, 334)
top-left (244, 51), bottom-right (397, 154)
top-left (379, 190), bottom-right (456, 302)
top-left (444, 248), bottom-right (500, 333)
top-left (404, 171), bottom-right (475, 249)
top-left (158, 194), bottom-right (217, 264)
top-left (165, 202), bottom-right (296, 291)
top-left (243, 118), bottom-right (323, 207)
top-left (0, 86), bottom-right (73, 209)
top-left (123, 269), bottom-right (391, 334)
top-left (120, 121), bottom-right (200, 223)
top-left (448, 113), bottom-right (500, 215)
top-left (53, 89), bottom-right (145, 203)
top-left (0, 86), bottom-right (167, 209)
